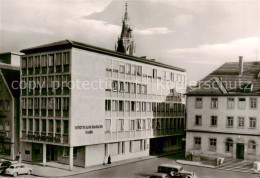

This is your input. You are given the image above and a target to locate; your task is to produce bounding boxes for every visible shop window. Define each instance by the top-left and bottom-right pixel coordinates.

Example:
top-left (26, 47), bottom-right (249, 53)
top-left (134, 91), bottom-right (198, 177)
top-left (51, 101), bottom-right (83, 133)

top-left (63, 147), bottom-right (77, 158)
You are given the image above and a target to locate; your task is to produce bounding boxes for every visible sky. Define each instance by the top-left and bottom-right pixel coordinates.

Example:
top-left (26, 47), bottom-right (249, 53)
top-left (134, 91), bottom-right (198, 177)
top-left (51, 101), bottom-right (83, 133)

top-left (0, 0), bottom-right (260, 82)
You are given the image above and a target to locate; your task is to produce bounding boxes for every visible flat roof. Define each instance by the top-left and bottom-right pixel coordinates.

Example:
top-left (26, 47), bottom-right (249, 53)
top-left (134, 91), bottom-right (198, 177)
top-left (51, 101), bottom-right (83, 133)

top-left (20, 40), bottom-right (186, 72)
top-left (0, 51), bottom-right (23, 56)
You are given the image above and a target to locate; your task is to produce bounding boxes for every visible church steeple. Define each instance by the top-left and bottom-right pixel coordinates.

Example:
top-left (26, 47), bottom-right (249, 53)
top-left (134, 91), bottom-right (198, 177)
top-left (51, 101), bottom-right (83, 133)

top-left (115, 2), bottom-right (135, 56)
top-left (124, 2), bottom-right (128, 20)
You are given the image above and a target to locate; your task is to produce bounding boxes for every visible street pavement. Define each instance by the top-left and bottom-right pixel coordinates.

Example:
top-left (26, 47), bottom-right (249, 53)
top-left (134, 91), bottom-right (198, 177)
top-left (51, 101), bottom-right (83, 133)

top-left (62, 153), bottom-right (259, 178)
top-left (9, 152), bottom-right (259, 178)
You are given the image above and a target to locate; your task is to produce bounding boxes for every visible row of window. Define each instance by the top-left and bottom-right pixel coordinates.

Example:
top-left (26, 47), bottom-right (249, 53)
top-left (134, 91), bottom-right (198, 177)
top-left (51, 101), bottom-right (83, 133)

top-left (195, 115), bottom-right (257, 128)
top-left (21, 97), bottom-right (69, 111)
top-left (21, 75), bottom-right (70, 89)
top-left (105, 100), bottom-right (185, 113)
top-left (106, 59), bottom-right (185, 82)
top-left (22, 118), bottom-right (69, 134)
top-left (106, 140), bottom-right (148, 156)
top-left (194, 137), bottom-right (256, 154)
top-left (105, 118), bottom-right (185, 132)
top-left (195, 97), bottom-right (258, 109)
top-left (105, 119), bottom-right (152, 132)
top-left (22, 52), bottom-right (70, 75)
top-left (107, 80), bottom-right (182, 97)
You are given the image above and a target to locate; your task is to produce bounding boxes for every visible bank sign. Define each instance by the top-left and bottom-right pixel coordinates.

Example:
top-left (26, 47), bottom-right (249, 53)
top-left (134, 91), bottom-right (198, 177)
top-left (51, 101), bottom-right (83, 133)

top-left (75, 125), bottom-right (103, 134)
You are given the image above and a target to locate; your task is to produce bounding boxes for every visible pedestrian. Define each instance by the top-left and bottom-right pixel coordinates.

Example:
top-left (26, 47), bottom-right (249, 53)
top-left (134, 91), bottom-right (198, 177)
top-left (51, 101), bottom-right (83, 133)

top-left (17, 152), bottom-right (22, 163)
top-left (190, 151), bottom-right (193, 161)
top-left (107, 155), bottom-right (111, 164)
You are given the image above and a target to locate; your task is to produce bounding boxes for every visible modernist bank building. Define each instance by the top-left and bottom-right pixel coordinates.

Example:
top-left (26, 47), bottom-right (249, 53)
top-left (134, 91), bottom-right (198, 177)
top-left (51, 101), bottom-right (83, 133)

top-left (19, 6), bottom-right (187, 169)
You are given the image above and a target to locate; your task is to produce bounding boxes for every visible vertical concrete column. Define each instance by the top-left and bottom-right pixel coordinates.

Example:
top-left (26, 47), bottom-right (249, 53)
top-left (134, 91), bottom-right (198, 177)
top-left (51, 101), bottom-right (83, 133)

top-left (85, 146), bottom-right (88, 168)
top-left (244, 144), bottom-right (248, 160)
top-left (69, 147), bottom-right (73, 171)
top-left (43, 143), bottom-right (46, 166)
top-left (233, 143), bottom-right (236, 159)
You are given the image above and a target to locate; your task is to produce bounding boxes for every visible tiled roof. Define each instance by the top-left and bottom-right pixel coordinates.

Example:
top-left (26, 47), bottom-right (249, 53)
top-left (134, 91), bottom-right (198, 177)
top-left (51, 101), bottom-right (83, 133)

top-left (187, 61), bottom-right (260, 95)
top-left (20, 40), bottom-right (186, 72)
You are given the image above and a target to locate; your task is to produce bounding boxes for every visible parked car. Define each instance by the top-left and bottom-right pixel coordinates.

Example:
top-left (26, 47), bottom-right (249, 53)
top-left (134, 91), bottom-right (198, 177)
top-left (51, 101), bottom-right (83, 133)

top-left (5, 163), bottom-right (32, 177)
top-left (150, 172), bottom-right (170, 178)
top-left (156, 164), bottom-right (197, 178)
top-left (0, 161), bottom-right (12, 174)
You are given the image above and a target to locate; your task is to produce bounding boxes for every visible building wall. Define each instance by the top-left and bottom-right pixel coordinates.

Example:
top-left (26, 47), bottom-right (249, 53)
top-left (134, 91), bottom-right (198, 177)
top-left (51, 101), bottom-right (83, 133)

top-left (186, 132), bottom-right (260, 160)
top-left (85, 144), bottom-right (105, 167)
top-left (187, 96), bottom-right (260, 133)
top-left (70, 48), bottom-right (106, 146)
top-left (57, 146), bottom-right (85, 167)
top-left (10, 54), bottom-right (20, 67)
top-left (20, 142), bottom-right (32, 161)
top-left (186, 96), bottom-right (260, 161)
top-left (19, 45), bottom-right (187, 167)
top-left (0, 53), bottom-right (20, 67)
top-left (0, 71), bottom-right (15, 160)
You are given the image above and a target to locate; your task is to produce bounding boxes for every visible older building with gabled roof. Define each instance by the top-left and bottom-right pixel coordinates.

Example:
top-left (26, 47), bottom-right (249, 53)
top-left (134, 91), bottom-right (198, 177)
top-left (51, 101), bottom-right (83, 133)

top-left (186, 56), bottom-right (260, 162)
top-left (0, 52), bottom-right (21, 160)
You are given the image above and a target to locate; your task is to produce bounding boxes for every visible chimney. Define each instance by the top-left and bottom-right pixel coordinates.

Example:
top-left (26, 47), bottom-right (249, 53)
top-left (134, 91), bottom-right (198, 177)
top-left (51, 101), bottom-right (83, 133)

top-left (239, 56), bottom-right (243, 76)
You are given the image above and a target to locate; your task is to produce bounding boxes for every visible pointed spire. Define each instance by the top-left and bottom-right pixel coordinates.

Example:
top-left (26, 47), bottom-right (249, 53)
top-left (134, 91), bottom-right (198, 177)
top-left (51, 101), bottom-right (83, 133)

top-left (124, 2), bottom-right (128, 20)
top-left (115, 2), bottom-right (135, 56)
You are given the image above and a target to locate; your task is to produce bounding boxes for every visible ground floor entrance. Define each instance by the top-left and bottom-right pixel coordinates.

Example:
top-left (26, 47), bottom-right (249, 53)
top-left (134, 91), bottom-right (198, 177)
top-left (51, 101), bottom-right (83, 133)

top-left (150, 136), bottom-right (184, 155)
top-left (46, 145), bottom-right (57, 161)
top-left (236, 143), bottom-right (244, 159)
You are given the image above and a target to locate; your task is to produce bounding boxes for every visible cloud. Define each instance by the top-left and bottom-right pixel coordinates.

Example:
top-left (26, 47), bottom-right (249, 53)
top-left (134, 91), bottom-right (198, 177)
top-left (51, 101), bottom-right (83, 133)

top-left (0, 0), bottom-right (112, 37)
top-left (134, 27), bottom-right (173, 35)
top-left (165, 37), bottom-right (260, 64)
top-left (173, 14), bottom-right (194, 26)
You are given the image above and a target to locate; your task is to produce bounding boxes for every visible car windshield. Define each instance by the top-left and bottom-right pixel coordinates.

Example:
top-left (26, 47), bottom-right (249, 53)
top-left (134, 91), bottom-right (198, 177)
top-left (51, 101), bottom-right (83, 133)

top-left (9, 166), bottom-right (14, 169)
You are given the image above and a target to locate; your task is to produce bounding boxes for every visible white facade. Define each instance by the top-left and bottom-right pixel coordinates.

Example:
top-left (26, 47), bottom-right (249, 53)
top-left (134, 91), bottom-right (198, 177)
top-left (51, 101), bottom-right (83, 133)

top-left (20, 40), bottom-right (186, 169)
top-left (186, 95), bottom-right (260, 161)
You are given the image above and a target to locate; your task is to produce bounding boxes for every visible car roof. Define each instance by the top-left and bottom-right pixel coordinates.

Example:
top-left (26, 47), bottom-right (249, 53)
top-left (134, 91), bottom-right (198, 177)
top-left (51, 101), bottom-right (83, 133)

top-left (11, 163), bottom-right (24, 166)
top-left (151, 172), bottom-right (168, 176)
top-left (180, 170), bottom-right (193, 174)
top-left (159, 164), bottom-right (183, 169)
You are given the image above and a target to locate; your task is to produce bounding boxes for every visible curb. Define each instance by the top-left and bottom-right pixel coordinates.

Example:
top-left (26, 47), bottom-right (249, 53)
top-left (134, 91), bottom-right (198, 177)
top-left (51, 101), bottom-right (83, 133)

top-left (30, 150), bottom-right (185, 177)
top-left (176, 160), bottom-right (215, 168)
